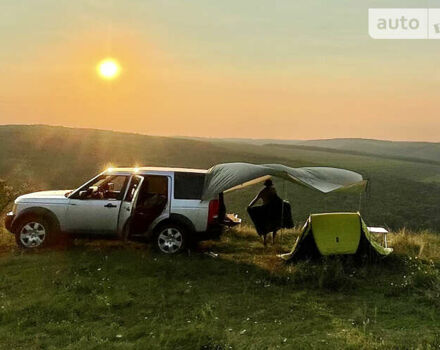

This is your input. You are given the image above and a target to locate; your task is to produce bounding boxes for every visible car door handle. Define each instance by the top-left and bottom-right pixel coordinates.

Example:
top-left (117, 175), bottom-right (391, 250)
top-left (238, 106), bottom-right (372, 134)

top-left (104, 203), bottom-right (117, 208)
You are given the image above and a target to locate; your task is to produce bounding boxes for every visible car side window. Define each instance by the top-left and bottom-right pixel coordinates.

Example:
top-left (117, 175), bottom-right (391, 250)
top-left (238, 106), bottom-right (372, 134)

top-left (174, 172), bottom-right (205, 199)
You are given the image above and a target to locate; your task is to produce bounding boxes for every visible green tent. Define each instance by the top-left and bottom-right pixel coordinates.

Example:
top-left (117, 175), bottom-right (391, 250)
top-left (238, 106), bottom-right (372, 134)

top-left (280, 212), bottom-right (392, 261)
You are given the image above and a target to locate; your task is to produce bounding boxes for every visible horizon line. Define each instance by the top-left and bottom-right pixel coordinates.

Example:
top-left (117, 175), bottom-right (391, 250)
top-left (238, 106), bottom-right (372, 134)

top-left (0, 123), bottom-right (439, 144)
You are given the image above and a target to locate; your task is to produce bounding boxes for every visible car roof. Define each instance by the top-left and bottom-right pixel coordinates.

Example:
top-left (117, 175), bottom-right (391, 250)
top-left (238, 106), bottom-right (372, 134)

top-left (105, 166), bottom-right (208, 175)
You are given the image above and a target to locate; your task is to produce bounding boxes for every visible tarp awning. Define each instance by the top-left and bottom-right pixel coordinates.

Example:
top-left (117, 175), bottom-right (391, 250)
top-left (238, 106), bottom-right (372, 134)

top-left (201, 162), bottom-right (366, 200)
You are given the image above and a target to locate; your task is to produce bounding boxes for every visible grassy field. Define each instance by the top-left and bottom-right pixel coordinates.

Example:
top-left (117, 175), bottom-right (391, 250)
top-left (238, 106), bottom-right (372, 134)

top-left (0, 225), bottom-right (439, 349)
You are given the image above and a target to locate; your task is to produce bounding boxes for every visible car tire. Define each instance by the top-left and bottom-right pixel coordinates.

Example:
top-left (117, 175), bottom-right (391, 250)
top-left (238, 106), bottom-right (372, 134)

top-left (154, 223), bottom-right (188, 254)
top-left (14, 215), bottom-right (55, 249)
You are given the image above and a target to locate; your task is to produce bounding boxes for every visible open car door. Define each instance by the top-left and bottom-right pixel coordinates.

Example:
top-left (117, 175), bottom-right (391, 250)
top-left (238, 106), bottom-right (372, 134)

top-left (117, 175), bottom-right (144, 238)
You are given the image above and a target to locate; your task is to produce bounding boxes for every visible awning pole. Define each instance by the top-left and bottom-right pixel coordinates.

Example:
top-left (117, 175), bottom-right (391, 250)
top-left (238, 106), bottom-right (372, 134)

top-left (280, 179), bottom-right (286, 250)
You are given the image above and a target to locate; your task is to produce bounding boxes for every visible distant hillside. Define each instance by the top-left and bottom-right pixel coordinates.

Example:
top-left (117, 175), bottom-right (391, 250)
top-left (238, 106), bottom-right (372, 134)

top-left (0, 125), bottom-right (287, 188)
top-left (268, 138), bottom-right (440, 164)
top-left (184, 136), bottom-right (440, 164)
top-left (1, 125), bottom-right (440, 231)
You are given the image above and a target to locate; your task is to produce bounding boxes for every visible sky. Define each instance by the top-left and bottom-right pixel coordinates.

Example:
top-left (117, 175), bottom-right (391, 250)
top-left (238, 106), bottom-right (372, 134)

top-left (0, 0), bottom-right (439, 141)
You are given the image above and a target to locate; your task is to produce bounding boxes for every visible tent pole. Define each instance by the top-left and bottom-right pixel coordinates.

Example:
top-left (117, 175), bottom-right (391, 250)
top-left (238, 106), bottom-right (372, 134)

top-left (280, 179), bottom-right (286, 250)
top-left (365, 179), bottom-right (370, 217)
top-left (358, 181), bottom-right (368, 214)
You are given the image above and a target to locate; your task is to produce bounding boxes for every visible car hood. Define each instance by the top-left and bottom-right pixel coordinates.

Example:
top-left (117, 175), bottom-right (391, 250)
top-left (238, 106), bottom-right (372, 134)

top-left (16, 190), bottom-right (72, 204)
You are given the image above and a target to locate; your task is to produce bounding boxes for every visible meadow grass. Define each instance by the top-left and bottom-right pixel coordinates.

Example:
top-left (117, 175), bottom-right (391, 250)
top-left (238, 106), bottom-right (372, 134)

top-left (0, 224), bottom-right (439, 349)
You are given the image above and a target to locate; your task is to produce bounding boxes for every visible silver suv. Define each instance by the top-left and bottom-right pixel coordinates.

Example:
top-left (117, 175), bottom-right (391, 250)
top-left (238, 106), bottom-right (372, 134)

top-left (5, 167), bottom-right (228, 254)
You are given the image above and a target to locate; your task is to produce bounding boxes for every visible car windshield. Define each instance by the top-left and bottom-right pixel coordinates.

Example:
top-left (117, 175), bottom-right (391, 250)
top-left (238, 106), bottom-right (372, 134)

top-left (71, 174), bottom-right (129, 200)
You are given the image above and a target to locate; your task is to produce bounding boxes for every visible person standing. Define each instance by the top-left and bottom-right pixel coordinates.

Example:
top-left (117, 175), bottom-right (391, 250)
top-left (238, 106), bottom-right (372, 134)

top-left (247, 179), bottom-right (283, 246)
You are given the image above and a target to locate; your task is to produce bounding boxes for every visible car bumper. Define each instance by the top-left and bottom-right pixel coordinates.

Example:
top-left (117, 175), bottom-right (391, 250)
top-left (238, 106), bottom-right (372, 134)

top-left (5, 211), bottom-right (15, 233)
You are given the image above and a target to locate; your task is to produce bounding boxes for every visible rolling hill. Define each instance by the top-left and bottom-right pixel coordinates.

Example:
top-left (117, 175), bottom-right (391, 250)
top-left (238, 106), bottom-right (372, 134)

top-left (185, 136), bottom-right (440, 165)
top-left (266, 139), bottom-right (440, 166)
top-left (1, 124), bottom-right (440, 231)
top-left (288, 138), bottom-right (440, 163)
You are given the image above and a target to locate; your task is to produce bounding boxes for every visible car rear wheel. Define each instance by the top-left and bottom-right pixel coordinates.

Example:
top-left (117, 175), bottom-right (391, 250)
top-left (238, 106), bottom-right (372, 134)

top-left (155, 224), bottom-right (187, 254)
top-left (15, 216), bottom-right (52, 249)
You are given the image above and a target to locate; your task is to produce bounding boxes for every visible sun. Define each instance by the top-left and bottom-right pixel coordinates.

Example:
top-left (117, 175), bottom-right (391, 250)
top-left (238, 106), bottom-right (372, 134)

top-left (97, 59), bottom-right (120, 79)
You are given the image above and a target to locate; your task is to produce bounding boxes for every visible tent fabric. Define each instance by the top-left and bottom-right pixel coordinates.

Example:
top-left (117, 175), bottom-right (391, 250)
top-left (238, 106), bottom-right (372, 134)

top-left (201, 163), bottom-right (366, 200)
top-left (280, 212), bottom-right (392, 261)
top-left (311, 213), bottom-right (361, 255)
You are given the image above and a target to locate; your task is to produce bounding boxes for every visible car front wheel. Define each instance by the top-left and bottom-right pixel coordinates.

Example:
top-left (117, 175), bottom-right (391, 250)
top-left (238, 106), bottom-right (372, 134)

top-left (15, 216), bottom-right (52, 249)
top-left (155, 224), bottom-right (187, 254)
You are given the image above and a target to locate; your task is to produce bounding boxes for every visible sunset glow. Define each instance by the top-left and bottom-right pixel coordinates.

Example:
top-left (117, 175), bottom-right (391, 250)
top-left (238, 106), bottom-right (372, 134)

top-left (1, 1), bottom-right (439, 141)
